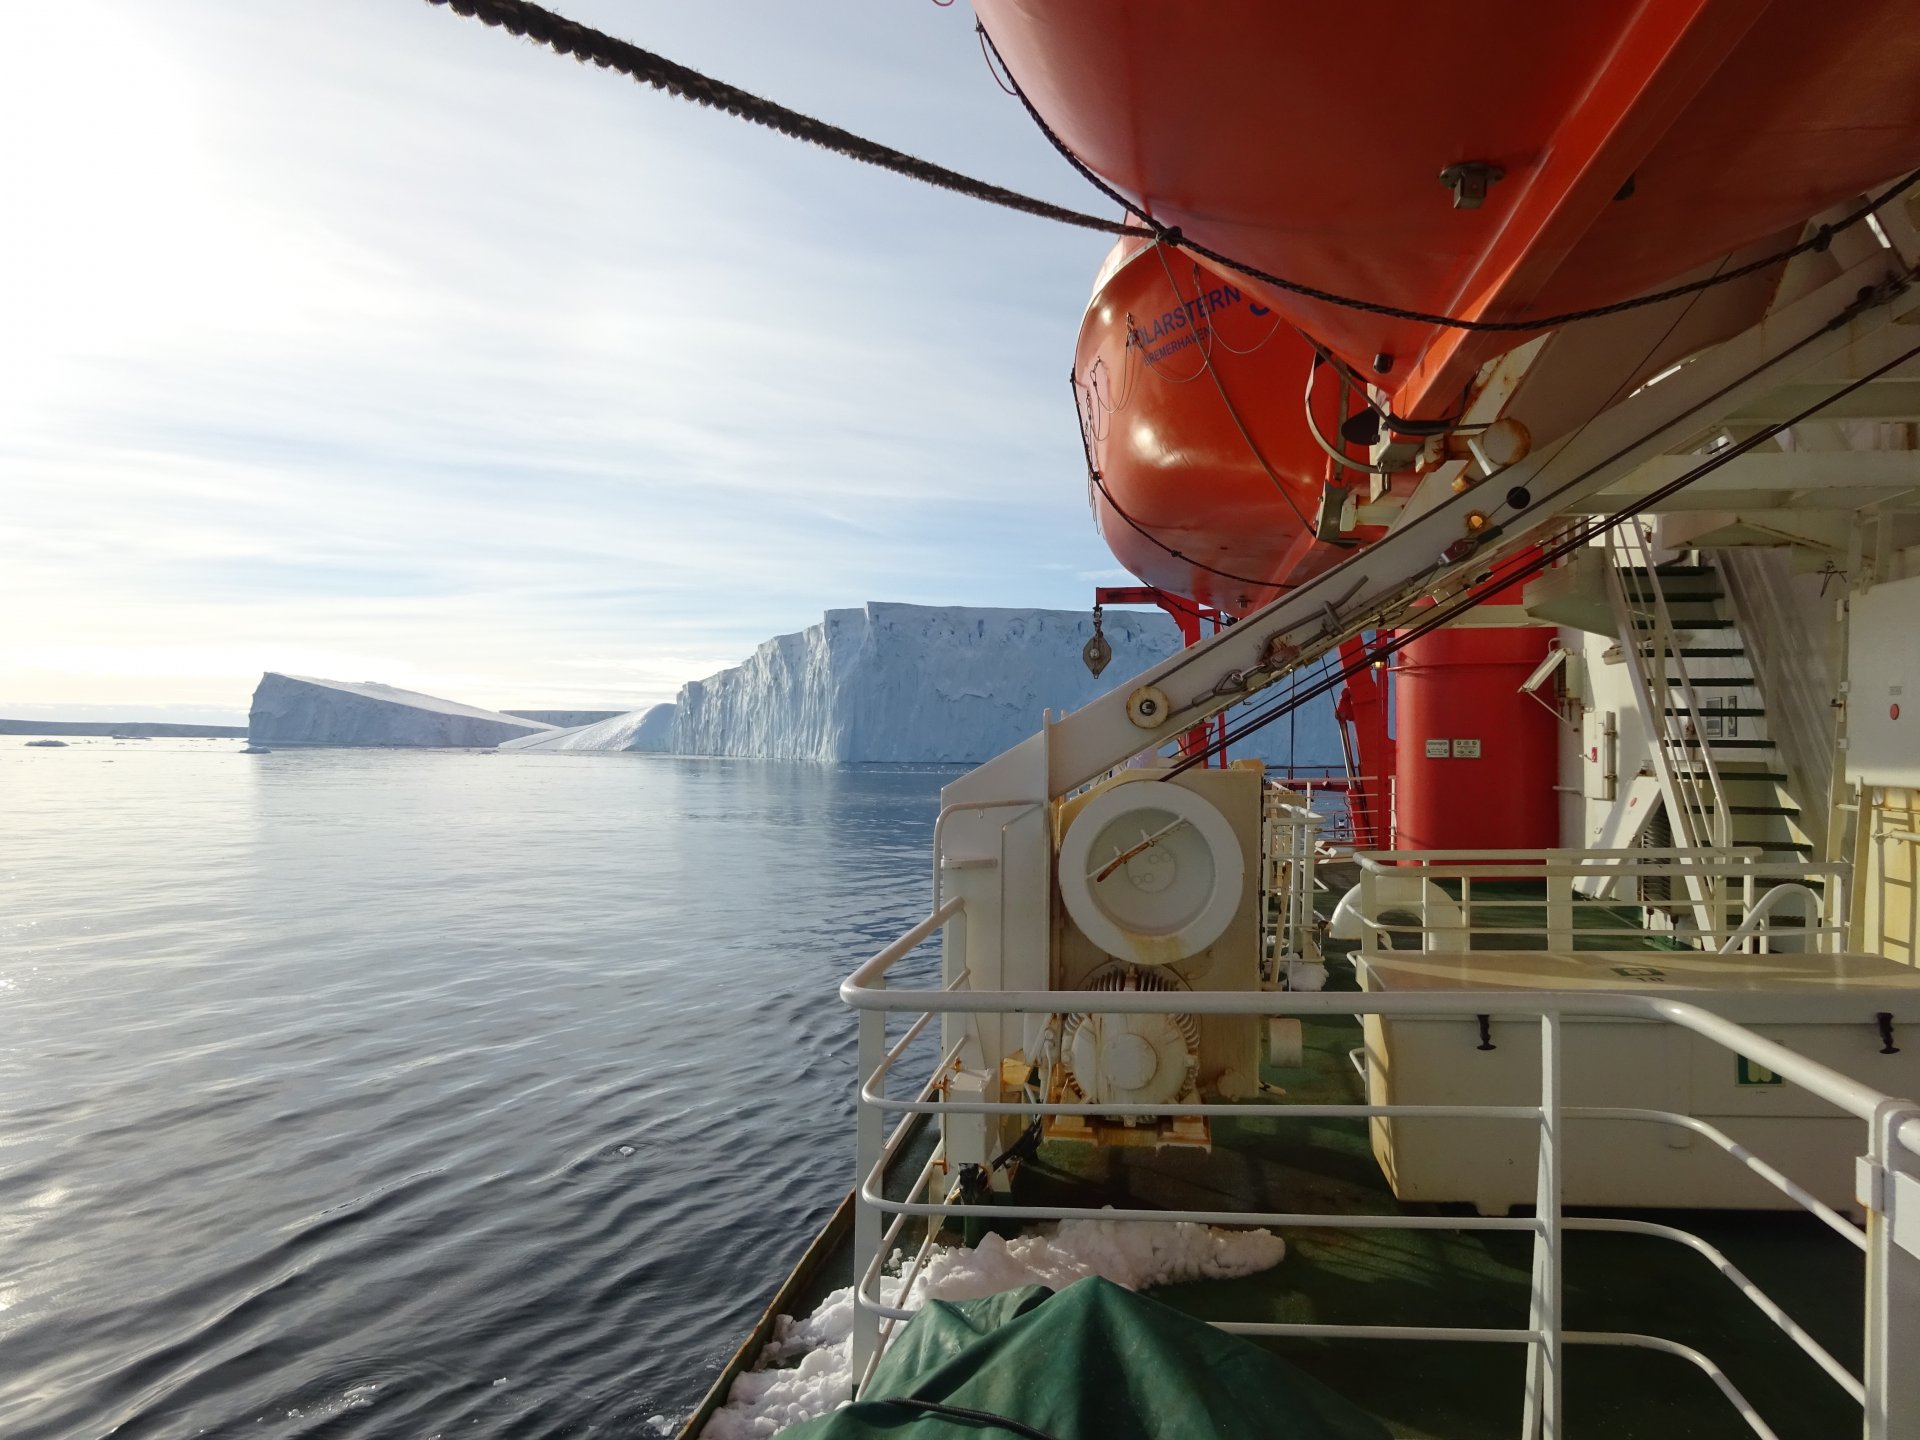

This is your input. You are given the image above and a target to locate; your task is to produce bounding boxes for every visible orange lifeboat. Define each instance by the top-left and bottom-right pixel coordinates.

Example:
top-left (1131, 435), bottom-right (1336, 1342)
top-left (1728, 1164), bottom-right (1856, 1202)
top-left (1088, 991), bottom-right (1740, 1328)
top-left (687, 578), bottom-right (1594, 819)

top-left (979, 0), bottom-right (1920, 419)
top-left (1076, 237), bottom-right (1380, 616)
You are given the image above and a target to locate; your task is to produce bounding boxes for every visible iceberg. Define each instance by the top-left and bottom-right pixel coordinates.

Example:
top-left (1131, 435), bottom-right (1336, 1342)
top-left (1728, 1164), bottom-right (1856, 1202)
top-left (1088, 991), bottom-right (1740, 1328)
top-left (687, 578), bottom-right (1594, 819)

top-left (247, 673), bottom-right (556, 749)
top-left (501, 702), bottom-right (677, 752)
top-left (502, 709), bottom-right (626, 728)
top-left (653, 603), bottom-right (1343, 767)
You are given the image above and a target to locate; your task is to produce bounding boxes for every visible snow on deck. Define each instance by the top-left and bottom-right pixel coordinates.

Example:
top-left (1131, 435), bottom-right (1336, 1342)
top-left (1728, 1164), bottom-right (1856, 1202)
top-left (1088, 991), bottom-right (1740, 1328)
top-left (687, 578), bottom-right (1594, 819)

top-left (688, 1220), bottom-right (1287, 1439)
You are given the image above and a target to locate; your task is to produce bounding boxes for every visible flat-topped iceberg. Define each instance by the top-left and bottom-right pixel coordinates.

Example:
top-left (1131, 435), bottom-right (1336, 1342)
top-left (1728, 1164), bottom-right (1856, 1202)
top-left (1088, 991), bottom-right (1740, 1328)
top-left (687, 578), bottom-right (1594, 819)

top-left (600, 603), bottom-right (1343, 766)
top-left (247, 674), bottom-right (556, 748)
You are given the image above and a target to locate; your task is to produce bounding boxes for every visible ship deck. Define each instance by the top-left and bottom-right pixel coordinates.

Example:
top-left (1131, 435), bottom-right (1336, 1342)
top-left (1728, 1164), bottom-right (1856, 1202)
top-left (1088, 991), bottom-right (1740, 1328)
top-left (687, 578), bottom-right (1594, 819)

top-left (685, 906), bottom-right (1869, 1439)
top-left (1012, 950), bottom-right (1863, 1440)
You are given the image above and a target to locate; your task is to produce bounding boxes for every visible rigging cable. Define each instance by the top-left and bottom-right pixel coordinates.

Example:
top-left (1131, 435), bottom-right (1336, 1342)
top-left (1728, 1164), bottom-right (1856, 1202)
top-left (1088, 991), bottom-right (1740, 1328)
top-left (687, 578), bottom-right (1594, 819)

top-left (421, 0), bottom-right (1127, 236)
top-left (1149, 242), bottom-right (1317, 529)
top-left (972, 22), bottom-right (1920, 334)
top-left (419, 1), bottom-right (1920, 336)
top-left (1164, 331), bottom-right (1920, 774)
top-left (1072, 374), bottom-right (1292, 594)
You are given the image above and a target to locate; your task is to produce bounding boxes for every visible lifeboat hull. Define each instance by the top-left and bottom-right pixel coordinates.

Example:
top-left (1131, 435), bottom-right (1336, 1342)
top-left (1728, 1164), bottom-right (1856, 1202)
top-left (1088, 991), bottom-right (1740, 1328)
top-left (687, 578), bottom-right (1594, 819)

top-left (979, 0), bottom-right (1920, 415)
top-left (1077, 237), bottom-right (1371, 615)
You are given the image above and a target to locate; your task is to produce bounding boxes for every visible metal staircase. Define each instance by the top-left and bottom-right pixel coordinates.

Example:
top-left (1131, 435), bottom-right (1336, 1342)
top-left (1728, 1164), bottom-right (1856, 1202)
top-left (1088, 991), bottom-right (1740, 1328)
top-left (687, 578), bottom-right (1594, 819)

top-left (1604, 529), bottom-right (1819, 935)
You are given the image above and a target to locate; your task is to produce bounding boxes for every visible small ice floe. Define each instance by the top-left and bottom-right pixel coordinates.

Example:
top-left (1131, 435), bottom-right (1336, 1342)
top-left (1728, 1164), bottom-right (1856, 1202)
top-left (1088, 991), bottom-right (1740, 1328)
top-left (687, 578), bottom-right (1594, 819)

top-left (24, 739), bottom-right (67, 748)
top-left (697, 1219), bottom-right (1286, 1439)
top-left (618, 1145), bottom-right (636, 1157)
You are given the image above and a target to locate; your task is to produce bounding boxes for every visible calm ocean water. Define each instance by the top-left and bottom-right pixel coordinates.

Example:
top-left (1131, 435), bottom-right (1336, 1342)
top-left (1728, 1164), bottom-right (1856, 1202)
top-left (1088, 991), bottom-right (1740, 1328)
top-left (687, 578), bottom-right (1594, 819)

top-left (0, 740), bottom-right (951, 1439)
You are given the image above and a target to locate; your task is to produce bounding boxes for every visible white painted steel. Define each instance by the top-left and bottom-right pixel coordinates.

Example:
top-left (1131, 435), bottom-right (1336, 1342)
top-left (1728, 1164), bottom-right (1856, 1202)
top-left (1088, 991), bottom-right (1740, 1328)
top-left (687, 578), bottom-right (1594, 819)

top-left (1567, 1107), bottom-right (1865, 1249)
top-left (1718, 883), bottom-right (1827, 954)
top-left (1604, 526), bottom-right (1732, 934)
top-left (1864, 1099), bottom-right (1920, 1440)
top-left (1565, 1217), bottom-right (1864, 1404)
top-left (1339, 848), bottom-right (1848, 953)
top-left (1523, 1013), bottom-right (1564, 1440)
top-left (1036, 254), bottom-right (1918, 800)
top-left (845, 900), bottom-right (1920, 1434)
top-left (1056, 781), bottom-right (1243, 963)
top-left (1563, 1333), bottom-right (1780, 1440)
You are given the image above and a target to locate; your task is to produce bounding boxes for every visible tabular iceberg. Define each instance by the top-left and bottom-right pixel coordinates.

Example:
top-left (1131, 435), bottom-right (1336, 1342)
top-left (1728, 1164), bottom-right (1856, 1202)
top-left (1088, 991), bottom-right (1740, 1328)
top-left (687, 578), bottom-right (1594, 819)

top-left (658, 603), bottom-right (1343, 767)
top-left (248, 674), bottom-right (556, 748)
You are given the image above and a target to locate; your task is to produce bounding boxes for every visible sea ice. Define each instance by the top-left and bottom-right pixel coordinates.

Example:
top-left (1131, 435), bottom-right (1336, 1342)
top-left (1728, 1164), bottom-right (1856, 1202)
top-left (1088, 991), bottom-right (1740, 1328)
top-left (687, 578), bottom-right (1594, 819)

top-left (696, 1219), bottom-right (1285, 1439)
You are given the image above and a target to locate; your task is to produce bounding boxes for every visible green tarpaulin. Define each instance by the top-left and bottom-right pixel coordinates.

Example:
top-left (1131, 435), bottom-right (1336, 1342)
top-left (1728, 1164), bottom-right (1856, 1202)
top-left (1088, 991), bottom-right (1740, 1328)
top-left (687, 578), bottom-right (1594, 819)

top-left (784, 1277), bottom-right (1390, 1439)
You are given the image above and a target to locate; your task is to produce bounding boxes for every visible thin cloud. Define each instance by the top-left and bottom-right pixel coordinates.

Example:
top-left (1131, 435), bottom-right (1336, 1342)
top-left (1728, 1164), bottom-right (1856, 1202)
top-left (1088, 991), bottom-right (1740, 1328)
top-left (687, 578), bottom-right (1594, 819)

top-left (1, 0), bottom-right (1128, 718)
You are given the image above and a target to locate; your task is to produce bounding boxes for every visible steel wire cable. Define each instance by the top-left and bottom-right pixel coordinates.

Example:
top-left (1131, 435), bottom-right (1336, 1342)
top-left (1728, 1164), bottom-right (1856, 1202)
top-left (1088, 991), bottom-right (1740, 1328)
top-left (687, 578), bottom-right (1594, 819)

top-left (423, 0), bottom-right (1129, 236)
top-left (420, 0), bottom-right (1920, 336)
top-left (1072, 375), bottom-right (1293, 593)
top-left (1165, 332), bottom-right (1920, 774)
top-left (974, 23), bottom-right (1920, 335)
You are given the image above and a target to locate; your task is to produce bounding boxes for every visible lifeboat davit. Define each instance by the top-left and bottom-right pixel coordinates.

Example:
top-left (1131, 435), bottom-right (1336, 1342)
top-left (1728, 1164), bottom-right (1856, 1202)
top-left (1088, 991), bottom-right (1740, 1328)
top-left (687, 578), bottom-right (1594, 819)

top-left (1077, 236), bottom-right (1379, 616)
top-left (979, 0), bottom-right (1920, 418)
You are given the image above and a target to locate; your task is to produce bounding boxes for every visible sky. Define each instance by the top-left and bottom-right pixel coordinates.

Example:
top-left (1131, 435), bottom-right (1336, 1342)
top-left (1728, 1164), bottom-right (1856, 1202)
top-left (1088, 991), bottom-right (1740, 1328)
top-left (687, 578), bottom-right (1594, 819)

top-left (0, 0), bottom-right (1128, 724)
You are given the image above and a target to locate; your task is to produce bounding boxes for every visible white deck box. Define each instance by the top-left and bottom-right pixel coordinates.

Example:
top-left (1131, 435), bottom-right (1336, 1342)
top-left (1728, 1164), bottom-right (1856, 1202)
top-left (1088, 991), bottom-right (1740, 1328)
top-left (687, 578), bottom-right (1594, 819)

top-left (1358, 949), bottom-right (1920, 1214)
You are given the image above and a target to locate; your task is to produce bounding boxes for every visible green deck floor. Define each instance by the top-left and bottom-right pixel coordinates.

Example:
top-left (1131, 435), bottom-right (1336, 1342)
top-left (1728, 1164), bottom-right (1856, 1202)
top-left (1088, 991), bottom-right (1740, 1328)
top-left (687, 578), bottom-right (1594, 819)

top-left (1008, 951), bottom-right (1864, 1439)
top-left (709, 885), bottom-right (1864, 1439)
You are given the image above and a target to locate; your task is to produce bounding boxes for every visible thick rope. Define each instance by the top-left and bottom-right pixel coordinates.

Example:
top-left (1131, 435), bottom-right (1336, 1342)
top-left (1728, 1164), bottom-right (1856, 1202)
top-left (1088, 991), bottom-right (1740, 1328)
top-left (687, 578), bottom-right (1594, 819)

top-left (423, 0), bottom-right (1920, 335)
top-left (974, 23), bottom-right (1920, 335)
top-left (424, 0), bottom-right (1127, 236)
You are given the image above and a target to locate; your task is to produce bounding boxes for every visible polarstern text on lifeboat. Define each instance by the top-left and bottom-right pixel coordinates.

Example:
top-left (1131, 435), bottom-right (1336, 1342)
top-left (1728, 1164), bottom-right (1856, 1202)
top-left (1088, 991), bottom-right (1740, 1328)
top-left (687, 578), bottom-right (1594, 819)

top-left (1128, 285), bottom-right (1268, 363)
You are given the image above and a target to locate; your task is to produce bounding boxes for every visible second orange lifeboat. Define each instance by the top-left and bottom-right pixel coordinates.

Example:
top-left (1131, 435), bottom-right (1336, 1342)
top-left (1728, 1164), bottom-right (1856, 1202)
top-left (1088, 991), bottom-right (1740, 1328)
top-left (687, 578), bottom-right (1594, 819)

top-left (1076, 236), bottom-right (1379, 616)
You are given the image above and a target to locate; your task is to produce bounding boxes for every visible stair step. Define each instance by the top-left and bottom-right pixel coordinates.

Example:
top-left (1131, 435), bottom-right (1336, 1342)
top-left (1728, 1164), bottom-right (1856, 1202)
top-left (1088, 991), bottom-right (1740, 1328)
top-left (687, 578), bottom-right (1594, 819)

top-left (1685, 804), bottom-right (1801, 816)
top-left (1674, 769), bottom-right (1789, 782)
top-left (1664, 706), bottom-right (1767, 716)
top-left (1622, 565), bottom-right (1713, 576)
top-left (1762, 842), bottom-right (1818, 855)
top-left (1635, 646), bottom-right (1747, 658)
top-left (1679, 738), bottom-right (1775, 749)
top-left (1621, 586), bottom-right (1726, 602)
top-left (1631, 619), bottom-right (1737, 630)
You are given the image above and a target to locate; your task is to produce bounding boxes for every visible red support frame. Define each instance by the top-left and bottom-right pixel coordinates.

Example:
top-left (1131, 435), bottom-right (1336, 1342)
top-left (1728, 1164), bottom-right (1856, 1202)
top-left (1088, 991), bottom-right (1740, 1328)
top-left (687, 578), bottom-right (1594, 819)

top-left (1333, 634), bottom-right (1394, 850)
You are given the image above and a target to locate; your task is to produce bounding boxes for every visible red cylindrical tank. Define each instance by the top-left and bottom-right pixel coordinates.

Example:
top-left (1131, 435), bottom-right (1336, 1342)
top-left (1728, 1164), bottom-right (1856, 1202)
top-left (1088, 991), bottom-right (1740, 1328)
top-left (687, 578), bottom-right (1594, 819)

top-left (1391, 625), bottom-right (1559, 853)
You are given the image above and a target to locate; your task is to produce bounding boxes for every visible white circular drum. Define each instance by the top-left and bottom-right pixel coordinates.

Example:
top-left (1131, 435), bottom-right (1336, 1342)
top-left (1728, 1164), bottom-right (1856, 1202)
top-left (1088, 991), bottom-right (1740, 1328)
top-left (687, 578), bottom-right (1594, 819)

top-left (1056, 782), bottom-right (1243, 964)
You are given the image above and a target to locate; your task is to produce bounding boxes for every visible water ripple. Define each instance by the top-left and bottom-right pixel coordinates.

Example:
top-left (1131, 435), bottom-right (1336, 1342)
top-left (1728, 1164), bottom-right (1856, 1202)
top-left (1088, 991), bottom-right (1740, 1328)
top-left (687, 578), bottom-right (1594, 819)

top-left (0, 743), bottom-right (952, 1437)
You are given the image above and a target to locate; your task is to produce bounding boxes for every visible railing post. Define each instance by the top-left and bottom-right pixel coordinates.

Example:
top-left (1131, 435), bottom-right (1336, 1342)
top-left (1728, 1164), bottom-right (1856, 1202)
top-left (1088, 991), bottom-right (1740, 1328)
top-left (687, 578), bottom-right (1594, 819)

top-left (852, 1001), bottom-right (886, 1390)
top-left (1546, 874), bottom-right (1573, 951)
top-left (1862, 1102), bottom-right (1920, 1438)
top-left (1524, 1012), bottom-right (1564, 1439)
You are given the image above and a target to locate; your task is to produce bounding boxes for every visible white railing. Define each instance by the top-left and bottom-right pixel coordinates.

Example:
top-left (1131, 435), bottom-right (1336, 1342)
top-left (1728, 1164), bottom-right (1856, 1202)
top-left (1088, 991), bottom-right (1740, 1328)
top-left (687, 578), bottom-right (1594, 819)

top-left (841, 897), bottom-right (1920, 1439)
top-left (1262, 787), bottom-right (1325, 976)
top-left (1348, 848), bottom-right (1850, 955)
top-left (1604, 530), bottom-right (1734, 933)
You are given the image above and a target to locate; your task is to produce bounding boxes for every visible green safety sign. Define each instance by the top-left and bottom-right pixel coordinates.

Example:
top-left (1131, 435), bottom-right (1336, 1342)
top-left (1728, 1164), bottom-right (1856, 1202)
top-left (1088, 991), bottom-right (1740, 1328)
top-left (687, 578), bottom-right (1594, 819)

top-left (1736, 1056), bottom-right (1785, 1086)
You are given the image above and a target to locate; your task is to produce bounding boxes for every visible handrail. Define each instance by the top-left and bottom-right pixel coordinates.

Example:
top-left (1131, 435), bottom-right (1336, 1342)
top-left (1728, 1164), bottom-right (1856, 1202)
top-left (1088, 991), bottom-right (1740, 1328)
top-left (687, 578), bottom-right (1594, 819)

top-left (1564, 1107), bottom-right (1864, 1249)
top-left (848, 970), bottom-right (1894, 1124)
top-left (844, 896), bottom-right (1920, 1439)
top-left (1718, 882), bottom-right (1825, 953)
top-left (1565, 1217), bottom-right (1864, 1404)
top-left (841, 895), bottom-right (963, 998)
top-left (930, 799), bottom-right (1042, 909)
